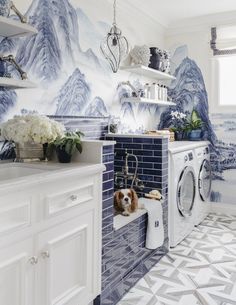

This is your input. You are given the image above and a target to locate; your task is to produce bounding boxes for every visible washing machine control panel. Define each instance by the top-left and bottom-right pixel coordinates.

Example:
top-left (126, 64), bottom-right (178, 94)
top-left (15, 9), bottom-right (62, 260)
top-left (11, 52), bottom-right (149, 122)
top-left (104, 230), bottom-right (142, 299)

top-left (184, 152), bottom-right (194, 162)
top-left (188, 152), bottom-right (193, 160)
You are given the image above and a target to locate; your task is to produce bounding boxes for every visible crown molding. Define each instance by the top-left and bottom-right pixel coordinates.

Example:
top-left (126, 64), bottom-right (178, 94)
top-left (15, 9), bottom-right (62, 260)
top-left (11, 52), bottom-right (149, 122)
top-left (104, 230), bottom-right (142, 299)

top-left (119, 0), bottom-right (167, 29)
top-left (166, 10), bottom-right (236, 36)
top-left (107, 1), bottom-right (236, 38)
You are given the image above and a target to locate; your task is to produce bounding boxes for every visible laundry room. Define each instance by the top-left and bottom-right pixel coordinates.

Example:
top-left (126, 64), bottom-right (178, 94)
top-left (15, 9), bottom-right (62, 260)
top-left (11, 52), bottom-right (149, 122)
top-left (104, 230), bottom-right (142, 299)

top-left (0, 0), bottom-right (236, 304)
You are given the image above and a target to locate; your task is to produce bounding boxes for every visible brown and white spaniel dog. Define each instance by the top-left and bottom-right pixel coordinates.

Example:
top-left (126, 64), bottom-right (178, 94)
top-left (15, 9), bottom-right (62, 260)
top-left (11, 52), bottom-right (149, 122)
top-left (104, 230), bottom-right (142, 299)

top-left (114, 189), bottom-right (139, 216)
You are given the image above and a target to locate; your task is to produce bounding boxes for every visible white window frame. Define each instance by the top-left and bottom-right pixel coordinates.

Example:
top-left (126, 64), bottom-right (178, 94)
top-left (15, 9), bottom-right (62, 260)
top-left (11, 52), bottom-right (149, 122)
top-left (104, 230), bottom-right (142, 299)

top-left (211, 54), bottom-right (236, 113)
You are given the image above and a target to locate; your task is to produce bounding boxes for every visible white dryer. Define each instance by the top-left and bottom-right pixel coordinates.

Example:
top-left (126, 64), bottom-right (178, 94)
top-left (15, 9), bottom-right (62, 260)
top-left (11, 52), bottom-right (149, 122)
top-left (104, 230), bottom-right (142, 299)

top-left (168, 143), bottom-right (197, 248)
top-left (194, 143), bottom-right (212, 226)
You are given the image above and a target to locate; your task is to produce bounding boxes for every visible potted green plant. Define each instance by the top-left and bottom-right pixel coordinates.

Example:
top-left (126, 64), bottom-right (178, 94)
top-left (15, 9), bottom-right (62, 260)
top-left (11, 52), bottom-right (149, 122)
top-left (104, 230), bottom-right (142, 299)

top-left (185, 110), bottom-right (203, 141)
top-left (52, 131), bottom-right (84, 163)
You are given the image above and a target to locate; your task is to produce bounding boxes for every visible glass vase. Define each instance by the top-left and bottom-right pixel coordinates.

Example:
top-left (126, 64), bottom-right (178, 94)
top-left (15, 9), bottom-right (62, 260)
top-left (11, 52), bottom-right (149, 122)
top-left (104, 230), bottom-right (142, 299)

top-left (149, 47), bottom-right (162, 70)
top-left (15, 142), bottom-right (44, 162)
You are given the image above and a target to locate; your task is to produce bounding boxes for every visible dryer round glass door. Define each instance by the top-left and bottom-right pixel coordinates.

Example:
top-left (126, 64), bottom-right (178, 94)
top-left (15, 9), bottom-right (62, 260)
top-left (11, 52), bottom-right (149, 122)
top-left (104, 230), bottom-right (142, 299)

top-left (199, 159), bottom-right (212, 201)
top-left (177, 166), bottom-right (196, 217)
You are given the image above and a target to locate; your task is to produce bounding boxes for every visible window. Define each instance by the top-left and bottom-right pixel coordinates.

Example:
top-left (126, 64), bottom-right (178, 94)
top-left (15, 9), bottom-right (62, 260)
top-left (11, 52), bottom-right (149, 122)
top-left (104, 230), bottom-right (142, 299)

top-left (211, 26), bottom-right (236, 111)
top-left (218, 55), bottom-right (236, 107)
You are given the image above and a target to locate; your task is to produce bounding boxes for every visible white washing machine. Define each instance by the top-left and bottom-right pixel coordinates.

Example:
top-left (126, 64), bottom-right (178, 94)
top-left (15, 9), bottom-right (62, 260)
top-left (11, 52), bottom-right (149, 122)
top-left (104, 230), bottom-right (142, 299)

top-left (168, 143), bottom-right (197, 248)
top-left (194, 143), bottom-right (212, 226)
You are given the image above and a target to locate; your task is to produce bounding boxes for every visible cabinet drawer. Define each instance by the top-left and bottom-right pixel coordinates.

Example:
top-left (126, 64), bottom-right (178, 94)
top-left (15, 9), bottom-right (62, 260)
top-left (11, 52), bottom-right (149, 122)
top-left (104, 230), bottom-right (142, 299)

top-left (44, 179), bottom-right (95, 217)
top-left (0, 199), bottom-right (31, 235)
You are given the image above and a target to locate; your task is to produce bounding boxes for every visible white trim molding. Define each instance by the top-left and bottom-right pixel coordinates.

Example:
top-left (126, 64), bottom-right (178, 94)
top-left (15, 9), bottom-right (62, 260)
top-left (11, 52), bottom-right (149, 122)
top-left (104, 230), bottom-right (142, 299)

top-left (166, 11), bottom-right (236, 37)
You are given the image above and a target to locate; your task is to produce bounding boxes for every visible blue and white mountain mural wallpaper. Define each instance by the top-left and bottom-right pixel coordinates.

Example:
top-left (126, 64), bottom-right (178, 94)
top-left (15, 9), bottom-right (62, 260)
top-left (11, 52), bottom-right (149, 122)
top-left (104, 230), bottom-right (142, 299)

top-left (0, 0), bottom-right (159, 126)
top-left (0, 0), bottom-right (119, 119)
top-left (159, 45), bottom-right (236, 205)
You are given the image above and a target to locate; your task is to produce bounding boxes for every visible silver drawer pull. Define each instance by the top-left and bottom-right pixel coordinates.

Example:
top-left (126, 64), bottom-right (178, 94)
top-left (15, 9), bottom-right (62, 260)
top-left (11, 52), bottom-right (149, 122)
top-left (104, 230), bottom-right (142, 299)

top-left (70, 195), bottom-right (78, 201)
top-left (29, 256), bottom-right (38, 265)
top-left (41, 251), bottom-right (50, 259)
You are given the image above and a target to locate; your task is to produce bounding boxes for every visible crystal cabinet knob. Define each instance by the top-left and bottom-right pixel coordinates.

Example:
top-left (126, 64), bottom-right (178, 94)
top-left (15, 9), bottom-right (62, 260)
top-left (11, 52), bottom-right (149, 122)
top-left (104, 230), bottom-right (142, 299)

top-left (41, 251), bottom-right (50, 259)
top-left (29, 256), bottom-right (38, 265)
top-left (70, 195), bottom-right (78, 201)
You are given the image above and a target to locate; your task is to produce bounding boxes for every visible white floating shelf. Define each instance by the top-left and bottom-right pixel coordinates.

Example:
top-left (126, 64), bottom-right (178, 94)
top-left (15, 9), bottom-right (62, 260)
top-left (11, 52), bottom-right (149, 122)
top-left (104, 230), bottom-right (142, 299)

top-left (0, 77), bottom-right (36, 89)
top-left (0, 16), bottom-right (38, 38)
top-left (122, 97), bottom-right (176, 106)
top-left (120, 65), bottom-right (176, 81)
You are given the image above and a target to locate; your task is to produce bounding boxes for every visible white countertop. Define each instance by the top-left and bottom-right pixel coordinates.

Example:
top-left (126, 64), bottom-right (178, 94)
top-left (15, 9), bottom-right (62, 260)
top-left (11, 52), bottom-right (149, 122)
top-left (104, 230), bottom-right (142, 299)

top-left (113, 209), bottom-right (147, 231)
top-left (82, 139), bottom-right (116, 146)
top-left (0, 161), bottom-right (105, 191)
top-left (106, 133), bottom-right (168, 139)
top-left (168, 141), bottom-right (210, 153)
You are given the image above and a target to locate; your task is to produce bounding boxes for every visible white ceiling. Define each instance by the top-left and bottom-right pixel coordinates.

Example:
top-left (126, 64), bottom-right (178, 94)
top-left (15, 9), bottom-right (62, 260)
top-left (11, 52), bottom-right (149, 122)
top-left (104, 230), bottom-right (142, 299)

top-left (127, 0), bottom-right (236, 27)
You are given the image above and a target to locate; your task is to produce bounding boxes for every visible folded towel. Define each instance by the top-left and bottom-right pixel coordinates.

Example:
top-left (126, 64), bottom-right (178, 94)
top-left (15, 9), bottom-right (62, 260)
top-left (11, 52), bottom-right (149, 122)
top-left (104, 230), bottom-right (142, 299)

top-left (139, 198), bottom-right (164, 250)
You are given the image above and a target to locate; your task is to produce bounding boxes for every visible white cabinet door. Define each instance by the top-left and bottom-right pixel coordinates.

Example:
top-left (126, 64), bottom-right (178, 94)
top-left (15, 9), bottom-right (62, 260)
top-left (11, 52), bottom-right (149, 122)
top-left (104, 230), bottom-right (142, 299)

top-left (36, 210), bottom-right (96, 305)
top-left (0, 238), bottom-right (34, 305)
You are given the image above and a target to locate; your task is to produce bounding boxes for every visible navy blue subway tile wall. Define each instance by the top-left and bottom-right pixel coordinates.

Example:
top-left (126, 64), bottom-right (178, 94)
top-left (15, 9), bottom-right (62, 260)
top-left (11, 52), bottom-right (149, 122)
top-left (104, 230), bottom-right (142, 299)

top-left (102, 145), bottom-right (115, 239)
top-left (108, 136), bottom-right (168, 198)
top-left (95, 135), bottom-right (169, 305)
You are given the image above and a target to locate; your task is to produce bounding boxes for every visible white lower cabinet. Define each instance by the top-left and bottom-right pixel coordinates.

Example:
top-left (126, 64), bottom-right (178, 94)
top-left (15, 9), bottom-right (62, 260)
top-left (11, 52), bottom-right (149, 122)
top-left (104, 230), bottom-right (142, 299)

top-left (36, 211), bottom-right (95, 305)
top-left (0, 238), bottom-right (34, 305)
top-left (0, 167), bottom-right (103, 305)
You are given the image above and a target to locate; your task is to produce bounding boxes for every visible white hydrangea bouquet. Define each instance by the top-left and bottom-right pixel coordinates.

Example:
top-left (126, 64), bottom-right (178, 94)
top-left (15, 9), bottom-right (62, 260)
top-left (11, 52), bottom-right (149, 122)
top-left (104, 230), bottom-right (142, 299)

top-left (0, 114), bottom-right (64, 144)
top-left (0, 114), bottom-right (65, 160)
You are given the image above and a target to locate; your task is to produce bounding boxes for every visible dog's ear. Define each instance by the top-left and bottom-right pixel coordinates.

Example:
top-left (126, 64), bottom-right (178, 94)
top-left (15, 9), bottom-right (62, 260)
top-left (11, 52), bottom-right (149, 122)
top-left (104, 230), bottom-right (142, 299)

top-left (114, 191), bottom-right (119, 206)
top-left (130, 189), bottom-right (138, 212)
top-left (114, 191), bottom-right (122, 212)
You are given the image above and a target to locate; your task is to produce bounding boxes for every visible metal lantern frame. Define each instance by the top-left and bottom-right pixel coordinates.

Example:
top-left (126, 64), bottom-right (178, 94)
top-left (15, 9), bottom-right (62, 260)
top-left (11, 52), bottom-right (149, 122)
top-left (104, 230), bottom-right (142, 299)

top-left (100, 0), bottom-right (129, 73)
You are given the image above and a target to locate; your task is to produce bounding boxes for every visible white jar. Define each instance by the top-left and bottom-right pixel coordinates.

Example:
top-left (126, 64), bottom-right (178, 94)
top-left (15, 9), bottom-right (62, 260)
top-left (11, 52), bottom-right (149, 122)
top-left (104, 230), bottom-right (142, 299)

top-left (158, 85), bottom-right (164, 100)
top-left (163, 86), bottom-right (168, 101)
top-left (150, 83), bottom-right (158, 99)
top-left (144, 83), bottom-right (151, 99)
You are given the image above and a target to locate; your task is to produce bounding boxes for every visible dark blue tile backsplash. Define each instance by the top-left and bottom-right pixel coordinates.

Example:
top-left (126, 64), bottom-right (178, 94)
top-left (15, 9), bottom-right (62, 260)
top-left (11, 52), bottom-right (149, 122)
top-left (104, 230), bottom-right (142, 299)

top-left (95, 135), bottom-right (169, 305)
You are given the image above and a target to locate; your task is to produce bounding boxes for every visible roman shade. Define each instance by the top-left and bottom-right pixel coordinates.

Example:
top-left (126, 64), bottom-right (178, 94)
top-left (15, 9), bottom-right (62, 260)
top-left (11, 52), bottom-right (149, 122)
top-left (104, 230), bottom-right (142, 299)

top-left (211, 25), bottom-right (236, 55)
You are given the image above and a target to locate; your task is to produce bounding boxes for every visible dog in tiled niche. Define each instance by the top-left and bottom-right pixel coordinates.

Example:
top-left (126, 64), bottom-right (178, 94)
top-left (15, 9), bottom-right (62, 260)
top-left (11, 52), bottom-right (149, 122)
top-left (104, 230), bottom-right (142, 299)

top-left (114, 189), bottom-right (139, 216)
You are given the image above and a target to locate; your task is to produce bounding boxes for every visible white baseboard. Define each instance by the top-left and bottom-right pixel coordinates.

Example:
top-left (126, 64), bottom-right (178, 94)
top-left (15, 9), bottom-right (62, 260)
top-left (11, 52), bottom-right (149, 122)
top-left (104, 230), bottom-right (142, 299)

top-left (211, 202), bottom-right (236, 216)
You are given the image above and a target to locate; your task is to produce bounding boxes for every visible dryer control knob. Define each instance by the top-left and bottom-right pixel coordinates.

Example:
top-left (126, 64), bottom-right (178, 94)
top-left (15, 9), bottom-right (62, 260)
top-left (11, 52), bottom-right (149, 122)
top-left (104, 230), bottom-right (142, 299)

top-left (184, 155), bottom-right (188, 162)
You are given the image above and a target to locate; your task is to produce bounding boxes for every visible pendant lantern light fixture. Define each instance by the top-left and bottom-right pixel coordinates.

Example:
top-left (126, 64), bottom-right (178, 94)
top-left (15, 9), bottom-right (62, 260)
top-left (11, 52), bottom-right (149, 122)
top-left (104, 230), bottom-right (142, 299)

top-left (100, 0), bottom-right (129, 73)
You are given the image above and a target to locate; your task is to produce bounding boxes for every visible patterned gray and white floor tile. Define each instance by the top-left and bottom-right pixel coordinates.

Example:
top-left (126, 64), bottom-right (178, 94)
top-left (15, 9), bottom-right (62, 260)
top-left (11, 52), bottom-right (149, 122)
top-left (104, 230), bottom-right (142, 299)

top-left (118, 214), bottom-right (236, 305)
